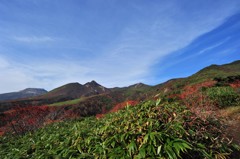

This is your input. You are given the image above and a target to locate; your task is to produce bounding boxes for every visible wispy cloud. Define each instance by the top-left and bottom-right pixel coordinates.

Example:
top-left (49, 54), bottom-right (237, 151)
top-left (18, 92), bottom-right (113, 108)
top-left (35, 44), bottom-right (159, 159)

top-left (0, 56), bottom-right (9, 69)
top-left (12, 36), bottom-right (55, 43)
top-left (196, 37), bottom-right (231, 55)
top-left (91, 1), bottom-right (239, 86)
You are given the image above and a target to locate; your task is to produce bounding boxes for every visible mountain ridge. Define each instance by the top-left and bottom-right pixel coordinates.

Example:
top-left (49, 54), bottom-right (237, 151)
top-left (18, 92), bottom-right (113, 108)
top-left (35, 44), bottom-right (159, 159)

top-left (0, 60), bottom-right (239, 112)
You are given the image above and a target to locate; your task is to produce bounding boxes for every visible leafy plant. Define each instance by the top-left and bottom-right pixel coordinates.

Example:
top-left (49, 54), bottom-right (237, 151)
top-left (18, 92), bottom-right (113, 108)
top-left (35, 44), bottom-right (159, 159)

top-left (0, 99), bottom-right (239, 158)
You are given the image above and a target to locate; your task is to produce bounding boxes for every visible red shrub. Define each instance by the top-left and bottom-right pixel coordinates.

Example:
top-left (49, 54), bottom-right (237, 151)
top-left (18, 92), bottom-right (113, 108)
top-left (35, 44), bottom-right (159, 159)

top-left (1, 105), bottom-right (51, 135)
top-left (96, 100), bottom-right (138, 119)
top-left (229, 80), bottom-right (240, 88)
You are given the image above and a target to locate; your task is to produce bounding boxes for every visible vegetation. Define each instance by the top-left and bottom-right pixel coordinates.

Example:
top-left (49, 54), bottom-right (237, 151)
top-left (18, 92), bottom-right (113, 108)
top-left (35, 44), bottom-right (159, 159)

top-left (0, 99), bottom-right (239, 158)
top-left (219, 106), bottom-right (240, 118)
top-left (206, 87), bottom-right (240, 108)
top-left (48, 98), bottom-right (84, 107)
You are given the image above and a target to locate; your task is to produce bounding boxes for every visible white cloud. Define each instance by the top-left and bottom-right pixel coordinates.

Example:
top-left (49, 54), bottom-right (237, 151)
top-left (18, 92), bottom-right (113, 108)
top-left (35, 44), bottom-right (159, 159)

top-left (0, 56), bottom-right (35, 93)
top-left (0, 56), bottom-right (9, 69)
top-left (12, 36), bottom-right (55, 43)
top-left (0, 57), bottom-right (94, 93)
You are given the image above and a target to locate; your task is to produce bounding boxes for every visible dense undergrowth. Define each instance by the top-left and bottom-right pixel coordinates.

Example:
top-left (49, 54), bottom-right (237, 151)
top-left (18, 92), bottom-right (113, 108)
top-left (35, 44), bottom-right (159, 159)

top-left (0, 99), bottom-right (239, 159)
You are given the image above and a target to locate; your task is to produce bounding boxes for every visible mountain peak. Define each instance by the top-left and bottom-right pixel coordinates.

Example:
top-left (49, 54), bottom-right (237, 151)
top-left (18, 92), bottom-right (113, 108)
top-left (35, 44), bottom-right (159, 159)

top-left (20, 88), bottom-right (47, 94)
top-left (129, 82), bottom-right (149, 88)
top-left (84, 80), bottom-right (100, 87)
top-left (64, 82), bottom-right (82, 86)
top-left (91, 80), bottom-right (97, 83)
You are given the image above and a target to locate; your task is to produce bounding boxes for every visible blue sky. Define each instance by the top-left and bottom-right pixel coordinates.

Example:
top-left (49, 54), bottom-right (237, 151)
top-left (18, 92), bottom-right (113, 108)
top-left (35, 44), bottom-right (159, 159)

top-left (0, 0), bottom-right (240, 93)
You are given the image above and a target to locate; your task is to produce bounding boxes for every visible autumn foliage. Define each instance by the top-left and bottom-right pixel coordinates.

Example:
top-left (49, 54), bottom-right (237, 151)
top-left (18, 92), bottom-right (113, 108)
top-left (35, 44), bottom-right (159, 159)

top-left (0, 106), bottom-right (50, 135)
top-left (96, 100), bottom-right (138, 119)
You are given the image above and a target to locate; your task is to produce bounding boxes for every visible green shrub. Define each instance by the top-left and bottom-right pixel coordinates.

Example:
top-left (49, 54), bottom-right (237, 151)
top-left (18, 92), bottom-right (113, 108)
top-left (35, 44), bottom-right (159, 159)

top-left (0, 100), bottom-right (239, 158)
top-left (206, 87), bottom-right (240, 108)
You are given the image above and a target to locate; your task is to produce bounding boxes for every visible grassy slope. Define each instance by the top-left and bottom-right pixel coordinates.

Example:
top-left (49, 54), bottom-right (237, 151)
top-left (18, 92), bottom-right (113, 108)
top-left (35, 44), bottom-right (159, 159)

top-left (151, 60), bottom-right (240, 96)
top-left (48, 98), bottom-right (84, 107)
top-left (218, 105), bottom-right (240, 145)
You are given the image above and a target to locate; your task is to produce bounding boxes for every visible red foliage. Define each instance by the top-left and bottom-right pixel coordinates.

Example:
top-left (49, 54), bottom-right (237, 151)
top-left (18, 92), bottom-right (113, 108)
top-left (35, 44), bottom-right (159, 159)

top-left (96, 100), bottom-right (138, 119)
top-left (179, 81), bottom-right (216, 99)
top-left (96, 114), bottom-right (104, 119)
top-left (109, 100), bottom-right (138, 113)
top-left (177, 81), bottom-right (218, 119)
top-left (0, 105), bottom-right (51, 135)
top-left (229, 80), bottom-right (240, 88)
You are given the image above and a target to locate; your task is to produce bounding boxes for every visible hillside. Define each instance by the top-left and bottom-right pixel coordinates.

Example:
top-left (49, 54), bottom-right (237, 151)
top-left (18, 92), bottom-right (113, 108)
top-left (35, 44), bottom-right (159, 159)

top-left (152, 60), bottom-right (240, 96)
top-left (0, 88), bottom-right (47, 101)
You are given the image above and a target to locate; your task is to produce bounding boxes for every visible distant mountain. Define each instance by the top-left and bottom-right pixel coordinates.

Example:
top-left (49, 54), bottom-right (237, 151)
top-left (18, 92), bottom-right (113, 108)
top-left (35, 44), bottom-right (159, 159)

top-left (40, 80), bottom-right (111, 99)
top-left (128, 82), bottom-right (150, 89)
top-left (111, 82), bottom-right (150, 91)
top-left (0, 88), bottom-right (47, 101)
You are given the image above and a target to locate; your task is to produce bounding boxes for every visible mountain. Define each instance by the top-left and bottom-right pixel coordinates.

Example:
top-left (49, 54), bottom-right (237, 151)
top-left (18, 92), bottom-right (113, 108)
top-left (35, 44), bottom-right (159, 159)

top-left (40, 80), bottom-right (111, 99)
top-left (0, 88), bottom-right (47, 101)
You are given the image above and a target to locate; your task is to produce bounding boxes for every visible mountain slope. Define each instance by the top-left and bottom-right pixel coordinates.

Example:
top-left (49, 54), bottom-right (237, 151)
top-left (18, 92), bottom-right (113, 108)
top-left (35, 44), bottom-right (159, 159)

top-left (40, 82), bottom-right (85, 99)
top-left (152, 60), bottom-right (240, 95)
top-left (0, 88), bottom-right (47, 101)
top-left (189, 60), bottom-right (240, 83)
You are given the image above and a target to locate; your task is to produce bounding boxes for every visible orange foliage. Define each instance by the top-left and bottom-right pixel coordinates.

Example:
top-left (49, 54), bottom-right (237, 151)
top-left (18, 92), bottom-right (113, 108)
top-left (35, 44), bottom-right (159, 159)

top-left (177, 81), bottom-right (218, 119)
top-left (180, 81), bottom-right (216, 99)
top-left (96, 100), bottom-right (138, 119)
top-left (229, 80), bottom-right (240, 88)
top-left (110, 100), bottom-right (138, 113)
